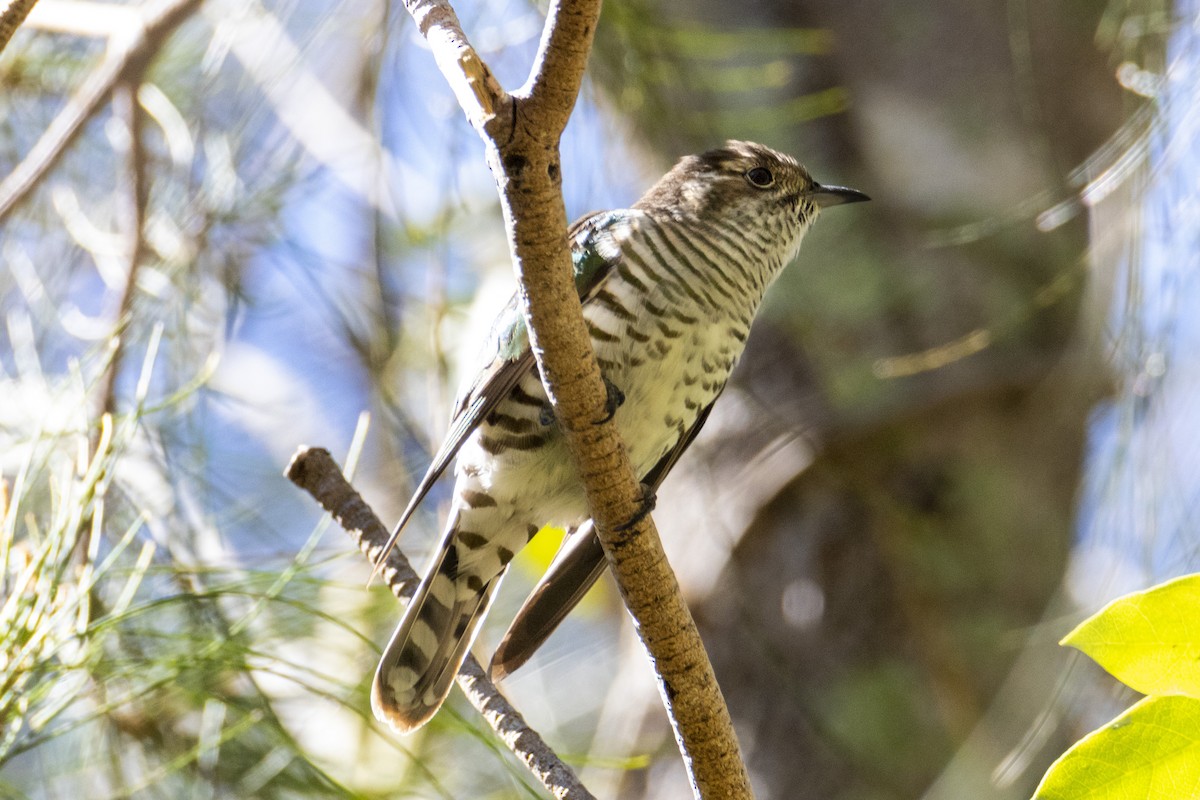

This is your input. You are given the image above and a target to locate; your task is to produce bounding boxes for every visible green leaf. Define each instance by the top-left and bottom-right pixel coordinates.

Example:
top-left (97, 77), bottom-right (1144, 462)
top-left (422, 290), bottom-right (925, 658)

top-left (1063, 574), bottom-right (1200, 697)
top-left (1034, 695), bottom-right (1200, 799)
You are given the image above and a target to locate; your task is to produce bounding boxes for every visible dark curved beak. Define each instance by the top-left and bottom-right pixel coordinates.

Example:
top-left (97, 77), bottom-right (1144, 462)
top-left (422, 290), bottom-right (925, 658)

top-left (807, 182), bottom-right (871, 209)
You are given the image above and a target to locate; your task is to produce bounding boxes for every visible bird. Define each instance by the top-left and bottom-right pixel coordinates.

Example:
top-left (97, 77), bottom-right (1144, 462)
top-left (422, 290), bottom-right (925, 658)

top-left (371, 140), bottom-right (868, 733)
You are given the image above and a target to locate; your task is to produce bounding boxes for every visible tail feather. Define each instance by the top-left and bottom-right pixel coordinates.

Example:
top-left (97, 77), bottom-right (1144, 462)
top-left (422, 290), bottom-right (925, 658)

top-left (372, 535), bottom-right (502, 733)
top-left (489, 521), bottom-right (607, 680)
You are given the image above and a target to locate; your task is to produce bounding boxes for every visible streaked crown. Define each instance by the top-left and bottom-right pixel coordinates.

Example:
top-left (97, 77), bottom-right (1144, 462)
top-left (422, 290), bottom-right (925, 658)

top-left (631, 141), bottom-right (867, 287)
top-left (634, 141), bottom-right (818, 223)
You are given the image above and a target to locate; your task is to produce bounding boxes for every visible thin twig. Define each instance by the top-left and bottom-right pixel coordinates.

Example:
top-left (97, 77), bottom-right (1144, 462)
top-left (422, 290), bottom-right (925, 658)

top-left (94, 78), bottom-right (147, 428)
top-left (285, 446), bottom-right (595, 800)
top-left (402, 0), bottom-right (753, 796)
top-left (75, 78), bottom-right (147, 575)
top-left (0, 0), bottom-right (203, 222)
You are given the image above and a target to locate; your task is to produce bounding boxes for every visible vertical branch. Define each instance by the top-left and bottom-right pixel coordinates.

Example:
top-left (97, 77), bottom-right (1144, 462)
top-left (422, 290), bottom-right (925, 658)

top-left (402, 0), bottom-right (754, 797)
top-left (74, 77), bottom-right (145, 588)
top-left (518, 0), bottom-right (600, 125)
top-left (95, 79), bottom-right (148, 426)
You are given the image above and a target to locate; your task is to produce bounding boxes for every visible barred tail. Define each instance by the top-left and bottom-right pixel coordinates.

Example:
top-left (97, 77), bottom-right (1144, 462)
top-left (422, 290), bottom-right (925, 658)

top-left (371, 531), bottom-right (501, 733)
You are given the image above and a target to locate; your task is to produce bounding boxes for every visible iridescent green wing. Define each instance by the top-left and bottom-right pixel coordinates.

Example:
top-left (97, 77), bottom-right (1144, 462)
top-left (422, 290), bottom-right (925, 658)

top-left (380, 211), bottom-right (629, 556)
top-left (484, 209), bottom-right (628, 363)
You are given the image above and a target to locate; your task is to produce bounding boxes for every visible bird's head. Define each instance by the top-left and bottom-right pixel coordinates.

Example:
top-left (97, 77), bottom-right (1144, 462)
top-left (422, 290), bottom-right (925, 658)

top-left (634, 140), bottom-right (868, 234)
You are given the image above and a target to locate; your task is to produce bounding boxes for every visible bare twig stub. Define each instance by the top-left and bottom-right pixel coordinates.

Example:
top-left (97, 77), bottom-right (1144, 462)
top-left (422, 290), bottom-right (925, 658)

top-left (401, 0), bottom-right (753, 797)
top-left (285, 447), bottom-right (595, 800)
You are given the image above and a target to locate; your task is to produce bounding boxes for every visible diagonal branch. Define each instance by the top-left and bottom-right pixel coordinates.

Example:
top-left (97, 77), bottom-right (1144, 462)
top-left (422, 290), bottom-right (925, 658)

top-left (403, 0), bottom-right (753, 797)
top-left (285, 447), bottom-right (595, 800)
top-left (0, 0), bottom-right (41, 54)
top-left (401, 0), bottom-right (507, 136)
top-left (0, 0), bottom-right (203, 223)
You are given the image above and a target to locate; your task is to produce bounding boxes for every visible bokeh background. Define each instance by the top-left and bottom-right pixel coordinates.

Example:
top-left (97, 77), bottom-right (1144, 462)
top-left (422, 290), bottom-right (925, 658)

top-left (2, 0), bottom-right (1197, 797)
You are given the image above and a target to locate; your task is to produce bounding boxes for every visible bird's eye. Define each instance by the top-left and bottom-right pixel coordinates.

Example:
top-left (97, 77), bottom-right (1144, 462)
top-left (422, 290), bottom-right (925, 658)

top-left (745, 167), bottom-right (774, 188)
